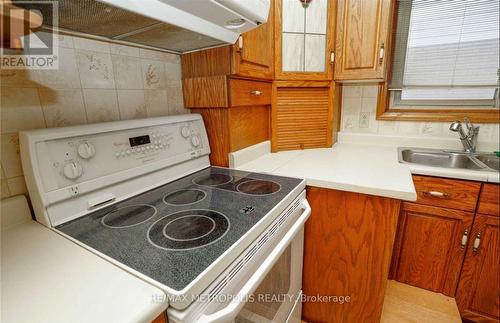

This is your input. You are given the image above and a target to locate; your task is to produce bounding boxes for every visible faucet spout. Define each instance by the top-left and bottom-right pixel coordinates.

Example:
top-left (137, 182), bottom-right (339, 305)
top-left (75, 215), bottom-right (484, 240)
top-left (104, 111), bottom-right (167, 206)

top-left (449, 119), bottom-right (480, 153)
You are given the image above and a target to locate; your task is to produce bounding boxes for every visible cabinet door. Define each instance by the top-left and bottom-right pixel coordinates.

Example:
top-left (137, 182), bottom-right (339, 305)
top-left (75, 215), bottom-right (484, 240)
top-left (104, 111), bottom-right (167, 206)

top-left (271, 81), bottom-right (335, 151)
top-left (391, 202), bottom-right (474, 296)
top-left (334, 0), bottom-right (393, 81)
top-left (456, 214), bottom-right (500, 322)
top-left (232, 0), bottom-right (274, 80)
top-left (274, 0), bottom-right (335, 80)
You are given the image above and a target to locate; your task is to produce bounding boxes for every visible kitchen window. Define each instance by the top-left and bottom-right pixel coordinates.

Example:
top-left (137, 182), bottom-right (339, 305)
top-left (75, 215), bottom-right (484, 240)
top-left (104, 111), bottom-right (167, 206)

top-left (377, 0), bottom-right (500, 122)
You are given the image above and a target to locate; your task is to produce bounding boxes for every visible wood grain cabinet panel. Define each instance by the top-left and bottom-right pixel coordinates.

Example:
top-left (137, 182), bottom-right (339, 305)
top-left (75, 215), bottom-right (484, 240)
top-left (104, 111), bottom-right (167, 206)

top-left (272, 81), bottom-right (335, 152)
top-left (390, 202), bottom-right (474, 296)
top-left (302, 187), bottom-right (400, 323)
top-left (334, 0), bottom-right (393, 81)
top-left (412, 175), bottom-right (481, 212)
top-left (456, 214), bottom-right (500, 322)
top-left (232, 3), bottom-right (274, 80)
top-left (478, 184), bottom-right (500, 217)
top-left (229, 79), bottom-right (272, 107)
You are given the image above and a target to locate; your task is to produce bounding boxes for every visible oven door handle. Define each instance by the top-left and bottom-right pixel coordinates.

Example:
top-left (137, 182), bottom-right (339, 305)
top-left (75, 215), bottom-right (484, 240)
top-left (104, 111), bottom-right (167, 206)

top-left (197, 200), bottom-right (311, 323)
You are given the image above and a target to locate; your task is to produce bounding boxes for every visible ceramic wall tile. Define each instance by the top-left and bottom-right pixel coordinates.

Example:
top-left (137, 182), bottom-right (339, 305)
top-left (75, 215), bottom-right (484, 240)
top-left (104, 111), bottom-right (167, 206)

top-left (74, 37), bottom-right (110, 53)
top-left (0, 33), bottom-right (184, 200)
top-left (282, 0), bottom-right (304, 33)
top-left (141, 59), bottom-right (167, 89)
top-left (0, 69), bottom-right (40, 87)
top-left (304, 35), bottom-right (325, 72)
top-left (343, 85), bottom-right (362, 98)
top-left (117, 90), bottom-right (147, 120)
top-left (282, 33), bottom-right (304, 72)
top-left (0, 88), bottom-right (45, 133)
top-left (37, 47), bottom-right (81, 89)
top-left (342, 97), bottom-right (362, 114)
top-left (0, 133), bottom-right (22, 178)
top-left (362, 85), bottom-right (379, 98)
top-left (112, 55), bottom-right (143, 89)
top-left (165, 62), bottom-right (182, 82)
top-left (77, 50), bottom-right (115, 88)
top-left (378, 120), bottom-right (398, 134)
top-left (341, 114), bottom-right (359, 132)
top-left (83, 89), bottom-right (120, 123)
top-left (145, 89), bottom-right (169, 117)
top-left (361, 98), bottom-right (377, 112)
top-left (1, 179), bottom-right (10, 199)
top-left (139, 48), bottom-right (178, 62)
top-left (110, 43), bottom-right (140, 57)
top-left (305, 0), bottom-right (327, 34)
top-left (39, 89), bottom-right (87, 127)
top-left (166, 81), bottom-right (185, 114)
top-left (7, 176), bottom-right (27, 195)
top-left (419, 122), bottom-right (443, 137)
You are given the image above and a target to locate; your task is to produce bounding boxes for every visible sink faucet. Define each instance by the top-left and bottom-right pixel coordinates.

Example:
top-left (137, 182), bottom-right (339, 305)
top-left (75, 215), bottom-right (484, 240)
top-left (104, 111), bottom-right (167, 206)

top-left (449, 118), bottom-right (480, 153)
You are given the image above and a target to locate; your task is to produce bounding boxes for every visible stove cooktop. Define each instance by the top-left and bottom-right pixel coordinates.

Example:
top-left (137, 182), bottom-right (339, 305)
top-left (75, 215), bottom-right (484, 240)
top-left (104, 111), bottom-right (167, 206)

top-left (56, 167), bottom-right (303, 291)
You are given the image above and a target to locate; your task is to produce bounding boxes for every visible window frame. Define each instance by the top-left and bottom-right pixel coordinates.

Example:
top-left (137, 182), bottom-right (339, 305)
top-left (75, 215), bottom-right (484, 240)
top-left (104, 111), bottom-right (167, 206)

top-left (376, 0), bottom-right (500, 123)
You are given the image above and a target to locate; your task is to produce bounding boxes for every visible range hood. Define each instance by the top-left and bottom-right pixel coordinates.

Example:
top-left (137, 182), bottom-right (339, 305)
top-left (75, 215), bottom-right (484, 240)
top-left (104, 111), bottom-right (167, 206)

top-left (13, 0), bottom-right (270, 53)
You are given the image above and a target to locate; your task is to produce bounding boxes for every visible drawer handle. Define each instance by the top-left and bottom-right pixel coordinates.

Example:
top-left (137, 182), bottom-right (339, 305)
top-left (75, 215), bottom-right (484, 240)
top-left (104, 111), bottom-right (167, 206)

top-left (423, 191), bottom-right (449, 198)
top-left (472, 232), bottom-right (482, 253)
top-left (460, 229), bottom-right (469, 250)
top-left (250, 90), bottom-right (262, 96)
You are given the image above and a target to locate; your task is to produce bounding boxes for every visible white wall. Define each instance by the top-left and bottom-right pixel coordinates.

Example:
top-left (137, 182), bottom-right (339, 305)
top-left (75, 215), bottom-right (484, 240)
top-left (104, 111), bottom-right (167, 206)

top-left (0, 32), bottom-right (187, 199)
top-left (340, 83), bottom-right (500, 143)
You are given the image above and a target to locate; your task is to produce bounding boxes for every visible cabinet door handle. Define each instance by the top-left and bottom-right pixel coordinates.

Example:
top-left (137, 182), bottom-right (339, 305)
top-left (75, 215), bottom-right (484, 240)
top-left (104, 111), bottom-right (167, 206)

top-left (460, 229), bottom-right (469, 250)
top-left (472, 232), bottom-right (482, 253)
top-left (250, 90), bottom-right (262, 96)
top-left (378, 43), bottom-right (385, 65)
top-left (330, 51), bottom-right (335, 64)
top-left (423, 191), bottom-right (449, 198)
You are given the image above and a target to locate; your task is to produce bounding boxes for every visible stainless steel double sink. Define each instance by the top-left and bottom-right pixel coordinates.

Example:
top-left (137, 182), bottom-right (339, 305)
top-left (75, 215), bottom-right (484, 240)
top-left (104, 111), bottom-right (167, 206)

top-left (398, 148), bottom-right (499, 172)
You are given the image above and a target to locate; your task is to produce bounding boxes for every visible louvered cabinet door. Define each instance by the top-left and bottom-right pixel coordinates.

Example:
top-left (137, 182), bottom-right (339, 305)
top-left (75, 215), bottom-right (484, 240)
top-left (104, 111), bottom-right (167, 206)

top-left (271, 81), bottom-right (335, 152)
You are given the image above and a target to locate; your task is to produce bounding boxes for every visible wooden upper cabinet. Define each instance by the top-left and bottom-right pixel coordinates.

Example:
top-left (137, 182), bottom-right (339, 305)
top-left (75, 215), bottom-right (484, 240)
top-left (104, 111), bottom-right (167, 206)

top-left (274, 0), bottom-right (336, 80)
top-left (232, 1), bottom-right (275, 80)
top-left (390, 202), bottom-right (474, 296)
top-left (456, 214), bottom-right (500, 322)
top-left (334, 0), bottom-right (393, 81)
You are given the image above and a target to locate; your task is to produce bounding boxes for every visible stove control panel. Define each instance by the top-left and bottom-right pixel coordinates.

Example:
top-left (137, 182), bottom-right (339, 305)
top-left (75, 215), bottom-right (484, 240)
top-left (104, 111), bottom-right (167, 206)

top-left (31, 116), bottom-right (209, 192)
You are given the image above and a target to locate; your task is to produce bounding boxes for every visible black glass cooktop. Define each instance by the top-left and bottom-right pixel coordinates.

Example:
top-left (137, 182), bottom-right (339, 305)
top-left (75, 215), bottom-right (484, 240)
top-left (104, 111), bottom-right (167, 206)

top-left (56, 167), bottom-right (303, 291)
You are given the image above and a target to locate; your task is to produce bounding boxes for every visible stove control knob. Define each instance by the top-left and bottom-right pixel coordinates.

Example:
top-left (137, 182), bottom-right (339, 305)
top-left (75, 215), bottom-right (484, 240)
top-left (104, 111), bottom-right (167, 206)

top-left (77, 142), bottom-right (96, 160)
top-left (181, 126), bottom-right (190, 138)
top-left (191, 135), bottom-right (201, 147)
top-left (63, 161), bottom-right (83, 180)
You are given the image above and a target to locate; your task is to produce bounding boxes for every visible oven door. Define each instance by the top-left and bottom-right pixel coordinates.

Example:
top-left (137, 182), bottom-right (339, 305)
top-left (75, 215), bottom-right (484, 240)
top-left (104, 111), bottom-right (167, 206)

top-left (168, 197), bottom-right (310, 323)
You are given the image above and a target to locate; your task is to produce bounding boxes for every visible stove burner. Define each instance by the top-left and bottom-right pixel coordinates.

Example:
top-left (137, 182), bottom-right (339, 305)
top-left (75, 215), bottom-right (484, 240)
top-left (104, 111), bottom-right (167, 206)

top-left (236, 180), bottom-right (281, 195)
top-left (147, 210), bottom-right (230, 251)
top-left (163, 189), bottom-right (206, 206)
top-left (101, 204), bottom-right (157, 228)
top-left (193, 173), bottom-right (232, 186)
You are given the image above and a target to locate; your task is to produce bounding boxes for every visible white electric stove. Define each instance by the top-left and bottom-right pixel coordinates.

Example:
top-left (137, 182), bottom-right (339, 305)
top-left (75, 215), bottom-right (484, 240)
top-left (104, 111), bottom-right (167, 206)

top-left (20, 114), bottom-right (310, 323)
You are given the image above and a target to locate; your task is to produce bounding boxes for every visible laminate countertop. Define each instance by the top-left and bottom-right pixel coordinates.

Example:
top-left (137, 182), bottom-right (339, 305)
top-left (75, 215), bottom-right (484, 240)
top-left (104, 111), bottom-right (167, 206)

top-left (230, 142), bottom-right (418, 201)
top-left (230, 134), bottom-right (500, 201)
top-left (1, 196), bottom-right (167, 323)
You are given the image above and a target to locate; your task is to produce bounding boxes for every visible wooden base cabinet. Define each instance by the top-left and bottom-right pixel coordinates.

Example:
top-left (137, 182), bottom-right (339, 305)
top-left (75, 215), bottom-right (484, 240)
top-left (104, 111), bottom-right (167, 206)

top-left (390, 176), bottom-right (500, 323)
top-left (456, 215), bottom-right (500, 322)
top-left (390, 202), bottom-right (474, 296)
top-left (302, 187), bottom-right (400, 323)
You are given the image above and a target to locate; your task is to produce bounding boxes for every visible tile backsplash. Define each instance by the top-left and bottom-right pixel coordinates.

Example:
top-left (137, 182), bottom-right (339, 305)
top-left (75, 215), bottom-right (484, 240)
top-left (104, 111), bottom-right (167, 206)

top-left (340, 84), bottom-right (500, 143)
top-left (0, 33), bottom-right (187, 200)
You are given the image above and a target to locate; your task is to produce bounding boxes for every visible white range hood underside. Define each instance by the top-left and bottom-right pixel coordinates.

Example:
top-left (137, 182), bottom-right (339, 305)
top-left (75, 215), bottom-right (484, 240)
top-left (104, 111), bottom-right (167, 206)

top-left (13, 0), bottom-right (270, 53)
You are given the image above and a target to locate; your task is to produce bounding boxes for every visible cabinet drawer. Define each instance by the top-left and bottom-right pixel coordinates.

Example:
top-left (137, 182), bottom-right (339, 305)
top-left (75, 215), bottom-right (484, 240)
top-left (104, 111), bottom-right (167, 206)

top-left (230, 79), bottom-right (271, 107)
top-left (478, 184), bottom-right (500, 216)
top-left (412, 175), bottom-right (481, 212)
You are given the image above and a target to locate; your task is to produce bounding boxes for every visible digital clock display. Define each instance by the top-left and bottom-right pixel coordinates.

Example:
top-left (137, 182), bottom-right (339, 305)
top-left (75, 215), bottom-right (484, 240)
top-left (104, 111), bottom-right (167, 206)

top-left (129, 135), bottom-right (150, 147)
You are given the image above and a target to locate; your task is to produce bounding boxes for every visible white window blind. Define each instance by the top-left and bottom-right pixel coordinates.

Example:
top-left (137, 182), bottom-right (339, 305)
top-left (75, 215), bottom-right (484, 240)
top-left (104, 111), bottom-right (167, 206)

top-left (390, 0), bottom-right (500, 103)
